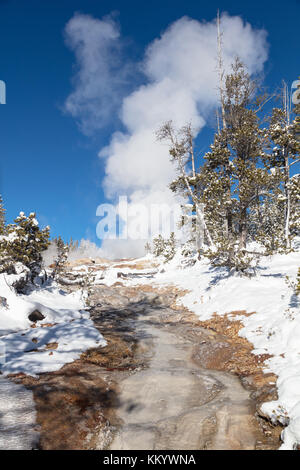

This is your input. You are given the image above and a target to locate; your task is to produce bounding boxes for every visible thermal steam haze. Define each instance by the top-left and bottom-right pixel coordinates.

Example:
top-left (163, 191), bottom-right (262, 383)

top-left (64, 12), bottom-right (269, 258)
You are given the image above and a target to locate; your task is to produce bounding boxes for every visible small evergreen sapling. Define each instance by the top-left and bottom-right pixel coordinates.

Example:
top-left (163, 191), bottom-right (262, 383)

top-left (81, 266), bottom-right (96, 307)
top-left (152, 233), bottom-right (177, 262)
top-left (152, 234), bottom-right (166, 257)
top-left (52, 236), bottom-right (69, 279)
top-left (164, 232), bottom-right (176, 262)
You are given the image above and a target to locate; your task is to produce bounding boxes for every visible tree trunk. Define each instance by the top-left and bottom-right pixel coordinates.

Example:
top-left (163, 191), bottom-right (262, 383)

top-left (284, 149), bottom-right (291, 248)
top-left (239, 207), bottom-right (247, 249)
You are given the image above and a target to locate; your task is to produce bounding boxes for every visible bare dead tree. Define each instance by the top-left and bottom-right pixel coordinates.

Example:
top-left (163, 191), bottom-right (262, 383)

top-left (156, 121), bottom-right (214, 247)
top-left (217, 10), bottom-right (227, 131)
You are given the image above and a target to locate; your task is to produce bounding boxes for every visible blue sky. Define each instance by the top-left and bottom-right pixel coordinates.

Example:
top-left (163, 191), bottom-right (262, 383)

top-left (0, 0), bottom-right (299, 245)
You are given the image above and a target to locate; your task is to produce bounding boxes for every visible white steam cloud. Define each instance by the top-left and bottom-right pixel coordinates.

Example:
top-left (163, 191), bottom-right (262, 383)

top-left (64, 13), bottom-right (130, 134)
top-left (65, 12), bottom-right (268, 258)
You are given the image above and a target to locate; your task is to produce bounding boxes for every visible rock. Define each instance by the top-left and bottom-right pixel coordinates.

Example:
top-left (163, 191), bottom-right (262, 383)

top-left (117, 271), bottom-right (156, 279)
top-left (0, 296), bottom-right (8, 309)
top-left (28, 309), bottom-right (45, 323)
top-left (57, 275), bottom-right (84, 286)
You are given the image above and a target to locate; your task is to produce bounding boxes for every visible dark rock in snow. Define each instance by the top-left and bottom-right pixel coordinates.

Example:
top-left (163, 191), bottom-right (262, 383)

top-left (0, 297), bottom-right (8, 309)
top-left (28, 309), bottom-right (45, 322)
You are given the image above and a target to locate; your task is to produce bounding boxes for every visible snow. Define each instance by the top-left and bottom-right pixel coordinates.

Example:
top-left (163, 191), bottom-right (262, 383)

top-left (0, 318), bottom-right (104, 376)
top-left (94, 268), bottom-right (118, 286)
top-left (0, 271), bottom-right (107, 449)
top-left (0, 377), bottom-right (38, 449)
top-left (103, 246), bottom-right (300, 449)
top-left (0, 274), bottom-right (106, 377)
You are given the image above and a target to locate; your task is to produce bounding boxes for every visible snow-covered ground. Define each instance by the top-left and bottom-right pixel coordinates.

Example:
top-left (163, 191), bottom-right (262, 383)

top-left (0, 274), bottom-right (106, 377)
top-left (0, 272), bottom-right (106, 449)
top-left (101, 247), bottom-right (300, 450)
top-left (0, 377), bottom-right (38, 449)
top-left (2, 247), bottom-right (299, 449)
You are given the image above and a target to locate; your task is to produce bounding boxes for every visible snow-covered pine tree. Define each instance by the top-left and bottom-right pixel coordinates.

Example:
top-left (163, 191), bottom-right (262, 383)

top-left (52, 236), bottom-right (69, 279)
top-left (201, 59), bottom-right (275, 268)
top-left (164, 232), bottom-right (176, 261)
top-left (288, 174), bottom-right (300, 238)
top-left (152, 234), bottom-right (166, 257)
top-left (157, 58), bottom-right (298, 270)
top-left (80, 266), bottom-right (96, 307)
top-left (290, 80), bottom-right (300, 238)
top-left (159, 60), bottom-right (280, 271)
top-left (264, 82), bottom-right (300, 248)
top-left (151, 233), bottom-right (177, 262)
top-left (0, 212), bottom-right (50, 289)
top-left (199, 131), bottom-right (237, 264)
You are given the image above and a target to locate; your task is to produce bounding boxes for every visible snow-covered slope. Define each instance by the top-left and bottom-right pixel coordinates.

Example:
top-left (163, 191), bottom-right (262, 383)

top-left (0, 272), bottom-right (107, 449)
top-left (0, 274), bottom-right (106, 377)
top-left (102, 248), bottom-right (300, 449)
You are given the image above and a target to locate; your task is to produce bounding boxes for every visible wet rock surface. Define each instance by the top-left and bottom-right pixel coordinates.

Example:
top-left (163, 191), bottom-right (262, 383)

top-left (99, 286), bottom-right (280, 450)
top-left (12, 282), bottom-right (281, 450)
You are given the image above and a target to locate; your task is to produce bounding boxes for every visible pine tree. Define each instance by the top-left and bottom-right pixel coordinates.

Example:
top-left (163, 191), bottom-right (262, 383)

top-left (152, 234), bottom-right (166, 257)
top-left (158, 60), bottom-right (288, 271)
top-left (81, 266), bottom-right (96, 307)
top-left (164, 232), bottom-right (176, 261)
top-left (219, 59), bottom-right (270, 248)
top-left (264, 82), bottom-right (300, 248)
top-left (288, 174), bottom-right (300, 238)
top-left (195, 60), bottom-right (273, 268)
top-left (157, 56), bottom-right (299, 271)
top-left (0, 212), bottom-right (50, 283)
top-left (151, 233), bottom-right (177, 262)
top-left (52, 236), bottom-right (69, 279)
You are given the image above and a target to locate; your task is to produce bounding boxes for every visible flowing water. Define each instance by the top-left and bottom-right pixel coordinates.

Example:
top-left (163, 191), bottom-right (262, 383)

top-left (0, 283), bottom-right (274, 450)
top-left (109, 307), bottom-right (260, 450)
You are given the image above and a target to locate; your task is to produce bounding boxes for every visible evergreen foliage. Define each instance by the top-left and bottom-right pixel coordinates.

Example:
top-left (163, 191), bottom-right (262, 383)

top-left (157, 60), bottom-right (300, 272)
top-left (52, 236), bottom-right (69, 279)
top-left (81, 267), bottom-right (96, 307)
top-left (152, 234), bottom-right (166, 257)
top-left (152, 232), bottom-right (177, 262)
top-left (0, 212), bottom-right (50, 288)
top-left (164, 232), bottom-right (176, 262)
